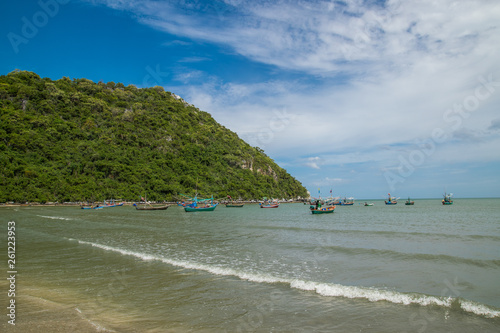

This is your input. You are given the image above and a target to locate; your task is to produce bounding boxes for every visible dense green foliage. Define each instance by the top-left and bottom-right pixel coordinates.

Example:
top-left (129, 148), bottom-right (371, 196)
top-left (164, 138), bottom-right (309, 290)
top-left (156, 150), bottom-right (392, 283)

top-left (0, 70), bottom-right (308, 203)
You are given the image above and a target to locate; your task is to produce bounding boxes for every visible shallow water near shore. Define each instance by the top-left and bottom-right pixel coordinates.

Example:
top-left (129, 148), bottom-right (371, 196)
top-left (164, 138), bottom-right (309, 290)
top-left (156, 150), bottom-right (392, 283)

top-left (1, 199), bottom-right (500, 332)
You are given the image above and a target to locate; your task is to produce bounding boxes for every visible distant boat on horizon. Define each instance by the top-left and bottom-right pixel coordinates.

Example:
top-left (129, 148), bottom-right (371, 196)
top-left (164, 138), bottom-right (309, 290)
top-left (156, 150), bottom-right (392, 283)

top-left (385, 193), bottom-right (398, 205)
top-left (442, 192), bottom-right (453, 205)
top-left (340, 197), bottom-right (355, 206)
top-left (405, 197), bottom-right (415, 205)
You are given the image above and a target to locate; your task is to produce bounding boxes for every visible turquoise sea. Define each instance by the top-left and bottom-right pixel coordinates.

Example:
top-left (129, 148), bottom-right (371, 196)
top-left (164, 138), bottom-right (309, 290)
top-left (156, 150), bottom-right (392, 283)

top-left (1, 198), bottom-right (500, 332)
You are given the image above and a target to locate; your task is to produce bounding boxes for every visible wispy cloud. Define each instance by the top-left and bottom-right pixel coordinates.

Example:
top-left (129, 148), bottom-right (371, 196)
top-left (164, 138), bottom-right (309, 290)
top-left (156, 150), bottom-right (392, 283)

top-left (99, 0), bottom-right (499, 76)
top-left (304, 156), bottom-right (322, 169)
top-left (83, 0), bottom-right (500, 196)
top-left (87, 0), bottom-right (500, 81)
top-left (178, 56), bottom-right (211, 63)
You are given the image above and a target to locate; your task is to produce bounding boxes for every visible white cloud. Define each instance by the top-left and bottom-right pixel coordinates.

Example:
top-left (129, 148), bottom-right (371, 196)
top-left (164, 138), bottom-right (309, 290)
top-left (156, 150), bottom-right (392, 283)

top-left (88, 1), bottom-right (498, 76)
top-left (86, 0), bottom-right (500, 196)
top-left (89, 0), bottom-right (500, 85)
top-left (304, 156), bottom-right (322, 169)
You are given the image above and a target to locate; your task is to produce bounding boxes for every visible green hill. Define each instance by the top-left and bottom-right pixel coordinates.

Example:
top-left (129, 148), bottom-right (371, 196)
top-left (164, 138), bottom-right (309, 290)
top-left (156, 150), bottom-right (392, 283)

top-left (0, 70), bottom-right (308, 203)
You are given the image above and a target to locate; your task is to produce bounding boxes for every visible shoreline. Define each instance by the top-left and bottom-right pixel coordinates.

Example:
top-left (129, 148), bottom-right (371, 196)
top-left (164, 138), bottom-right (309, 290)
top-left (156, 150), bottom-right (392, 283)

top-left (0, 280), bottom-right (187, 333)
top-left (0, 200), bottom-right (307, 207)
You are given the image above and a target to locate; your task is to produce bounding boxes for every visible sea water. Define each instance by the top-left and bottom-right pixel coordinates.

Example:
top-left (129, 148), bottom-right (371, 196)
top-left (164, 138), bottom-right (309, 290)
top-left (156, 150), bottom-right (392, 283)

top-left (1, 199), bottom-right (499, 332)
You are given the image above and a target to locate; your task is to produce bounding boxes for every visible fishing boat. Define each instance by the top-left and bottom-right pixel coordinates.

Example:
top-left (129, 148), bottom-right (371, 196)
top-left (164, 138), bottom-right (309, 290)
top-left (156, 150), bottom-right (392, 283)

top-left (81, 199), bottom-right (123, 209)
top-left (259, 197), bottom-right (279, 208)
top-left (340, 197), bottom-right (355, 206)
top-left (184, 204), bottom-right (217, 212)
top-left (226, 203), bottom-right (244, 207)
top-left (134, 193), bottom-right (169, 210)
top-left (225, 195), bottom-right (244, 207)
top-left (385, 193), bottom-right (398, 205)
top-left (405, 197), bottom-right (415, 205)
top-left (330, 199), bottom-right (342, 205)
top-left (442, 192), bottom-right (453, 205)
top-left (364, 202), bottom-right (374, 206)
top-left (81, 205), bottom-right (103, 210)
top-left (310, 205), bottom-right (335, 214)
top-left (102, 199), bottom-right (124, 207)
top-left (104, 203), bottom-right (124, 207)
top-left (180, 193), bottom-right (218, 212)
top-left (136, 205), bottom-right (169, 210)
top-left (260, 203), bottom-right (279, 208)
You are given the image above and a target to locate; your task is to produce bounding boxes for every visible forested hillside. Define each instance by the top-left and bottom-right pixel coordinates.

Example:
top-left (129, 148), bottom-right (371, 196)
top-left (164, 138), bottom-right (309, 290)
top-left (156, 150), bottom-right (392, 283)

top-left (0, 70), bottom-right (308, 203)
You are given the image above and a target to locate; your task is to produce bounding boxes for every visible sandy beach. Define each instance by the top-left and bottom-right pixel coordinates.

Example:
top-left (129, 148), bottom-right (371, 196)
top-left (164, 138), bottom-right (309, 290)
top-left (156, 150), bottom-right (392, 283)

top-left (1, 283), bottom-right (103, 333)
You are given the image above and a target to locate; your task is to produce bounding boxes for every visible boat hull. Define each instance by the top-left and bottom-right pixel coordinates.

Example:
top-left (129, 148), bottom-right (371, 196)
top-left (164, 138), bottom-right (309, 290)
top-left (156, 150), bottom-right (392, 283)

top-left (104, 203), bottom-right (124, 208)
top-left (311, 206), bottom-right (335, 214)
top-left (184, 205), bottom-right (217, 212)
top-left (226, 204), bottom-right (244, 207)
top-left (260, 204), bottom-right (279, 208)
top-left (81, 206), bottom-right (103, 209)
top-left (385, 201), bottom-right (397, 205)
top-left (136, 205), bottom-right (169, 210)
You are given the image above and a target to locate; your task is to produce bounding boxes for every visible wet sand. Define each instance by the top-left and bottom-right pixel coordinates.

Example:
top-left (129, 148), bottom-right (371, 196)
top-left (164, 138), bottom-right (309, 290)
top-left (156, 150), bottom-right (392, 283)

top-left (1, 293), bottom-right (104, 333)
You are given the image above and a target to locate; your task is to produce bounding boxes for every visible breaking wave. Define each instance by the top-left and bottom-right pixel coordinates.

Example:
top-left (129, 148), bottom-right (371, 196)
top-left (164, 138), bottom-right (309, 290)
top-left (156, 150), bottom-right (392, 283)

top-left (38, 215), bottom-right (73, 220)
top-left (74, 239), bottom-right (500, 318)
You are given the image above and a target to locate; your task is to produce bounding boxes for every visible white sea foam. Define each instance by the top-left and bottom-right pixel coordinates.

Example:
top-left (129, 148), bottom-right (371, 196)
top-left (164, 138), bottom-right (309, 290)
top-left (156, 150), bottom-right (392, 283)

top-left (74, 239), bottom-right (500, 318)
top-left (38, 215), bottom-right (72, 220)
top-left (77, 240), bottom-right (156, 261)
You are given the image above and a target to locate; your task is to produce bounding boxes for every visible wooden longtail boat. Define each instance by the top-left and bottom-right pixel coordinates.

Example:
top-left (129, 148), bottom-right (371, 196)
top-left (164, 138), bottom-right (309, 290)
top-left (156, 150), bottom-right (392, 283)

top-left (134, 193), bottom-right (169, 210)
top-left (135, 205), bottom-right (169, 210)
top-left (226, 203), bottom-right (244, 207)
top-left (81, 199), bottom-right (123, 209)
top-left (260, 204), bottom-right (279, 208)
top-left (259, 197), bottom-right (279, 208)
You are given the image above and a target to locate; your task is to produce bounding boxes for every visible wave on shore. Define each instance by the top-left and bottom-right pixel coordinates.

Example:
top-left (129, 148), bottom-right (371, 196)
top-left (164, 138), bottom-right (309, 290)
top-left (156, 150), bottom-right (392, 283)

top-left (71, 238), bottom-right (500, 319)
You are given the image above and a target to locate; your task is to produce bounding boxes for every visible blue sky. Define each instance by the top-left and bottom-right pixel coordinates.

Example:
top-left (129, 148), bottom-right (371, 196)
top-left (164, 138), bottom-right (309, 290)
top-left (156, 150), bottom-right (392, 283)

top-left (2, 0), bottom-right (500, 199)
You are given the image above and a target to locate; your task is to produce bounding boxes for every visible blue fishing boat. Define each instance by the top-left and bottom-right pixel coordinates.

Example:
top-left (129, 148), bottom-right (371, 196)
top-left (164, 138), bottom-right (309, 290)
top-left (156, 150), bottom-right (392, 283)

top-left (180, 193), bottom-right (218, 212)
top-left (310, 205), bottom-right (335, 214)
top-left (385, 193), bottom-right (398, 205)
top-left (442, 192), bottom-right (453, 205)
